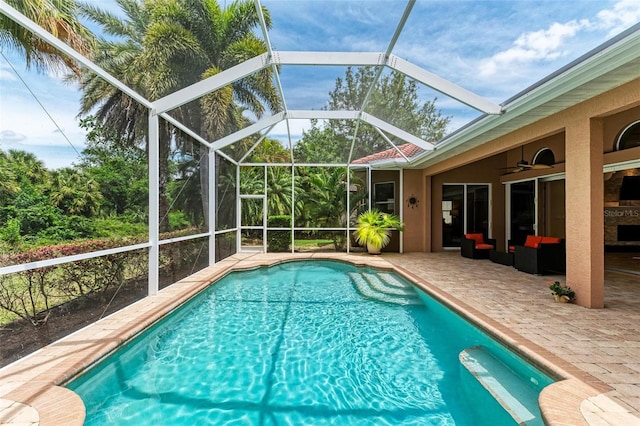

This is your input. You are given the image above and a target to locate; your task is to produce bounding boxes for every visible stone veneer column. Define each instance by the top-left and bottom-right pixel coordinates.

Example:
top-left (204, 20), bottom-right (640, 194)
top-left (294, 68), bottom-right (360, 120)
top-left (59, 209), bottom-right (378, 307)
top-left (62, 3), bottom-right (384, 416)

top-left (565, 118), bottom-right (604, 308)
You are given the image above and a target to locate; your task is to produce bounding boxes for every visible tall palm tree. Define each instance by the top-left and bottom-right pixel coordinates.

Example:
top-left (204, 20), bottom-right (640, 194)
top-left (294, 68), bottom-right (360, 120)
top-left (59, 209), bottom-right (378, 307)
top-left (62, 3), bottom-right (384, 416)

top-left (0, 0), bottom-right (94, 76)
top-left (78, 0), bottom-right (280, 231)
top-left (177, 0), bottom-right (281, 226)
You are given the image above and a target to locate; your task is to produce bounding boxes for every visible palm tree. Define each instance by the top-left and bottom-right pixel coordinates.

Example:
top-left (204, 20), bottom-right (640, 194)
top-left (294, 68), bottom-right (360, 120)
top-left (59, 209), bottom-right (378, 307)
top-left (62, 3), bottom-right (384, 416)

top-left (0, 0), bottom-right (94, 76)
top-left (0, 151), bottom-right (20, 202)
top-left (49, 168), bottom-right (102, 216)
top-left (298, 167), bottom-right (350, 250)
top-left (78, 0), bottom-right (280, 231)
top-left (266, 167), bottom-right (294, 217)
top-left (4, 150), bottom-right (49, 187)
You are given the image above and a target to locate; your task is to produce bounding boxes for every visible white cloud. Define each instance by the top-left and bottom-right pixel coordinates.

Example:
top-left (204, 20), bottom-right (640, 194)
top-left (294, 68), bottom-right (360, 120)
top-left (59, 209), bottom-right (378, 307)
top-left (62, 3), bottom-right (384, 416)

top-left (0, 129), bottom-right (27, 143)
top-left (596, 0), bottom-right (640, 37)
top-left (479, 20), bottom-right (589, 77)
top-left (478, 0), bottom-right (640, 78)
top-left (269, 118), bottom-right (311, 141)
top-left (0, 64), bottom-right (17, 81)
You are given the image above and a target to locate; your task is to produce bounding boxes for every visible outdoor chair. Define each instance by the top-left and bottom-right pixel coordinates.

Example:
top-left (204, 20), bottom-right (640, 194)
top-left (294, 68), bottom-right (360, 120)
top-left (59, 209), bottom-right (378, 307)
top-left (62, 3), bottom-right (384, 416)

top-left (513, 235), bottom-right (566, 275)
top-left (461, 233), bottom-right (496, 259)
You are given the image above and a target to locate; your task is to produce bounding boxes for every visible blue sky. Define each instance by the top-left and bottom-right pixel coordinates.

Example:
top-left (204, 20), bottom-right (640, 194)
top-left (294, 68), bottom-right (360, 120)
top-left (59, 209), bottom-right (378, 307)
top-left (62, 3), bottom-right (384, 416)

top-left (1, 0), bottom-right (639, 168)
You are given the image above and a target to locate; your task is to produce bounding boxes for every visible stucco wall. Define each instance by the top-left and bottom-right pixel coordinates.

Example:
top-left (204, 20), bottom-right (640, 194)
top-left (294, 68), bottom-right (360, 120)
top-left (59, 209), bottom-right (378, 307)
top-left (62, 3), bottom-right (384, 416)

top-left (415, 77), bottom-right (640, 307)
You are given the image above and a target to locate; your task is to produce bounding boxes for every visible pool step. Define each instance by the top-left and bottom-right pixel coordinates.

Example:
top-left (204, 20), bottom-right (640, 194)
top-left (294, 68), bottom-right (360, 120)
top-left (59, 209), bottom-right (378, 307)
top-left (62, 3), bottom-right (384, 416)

top-left (459, 346), bottom-right (540, 425)
top-left (349, 272), bottom-right (421, 305)
top-left (377, 272), bottom-right (414, 290)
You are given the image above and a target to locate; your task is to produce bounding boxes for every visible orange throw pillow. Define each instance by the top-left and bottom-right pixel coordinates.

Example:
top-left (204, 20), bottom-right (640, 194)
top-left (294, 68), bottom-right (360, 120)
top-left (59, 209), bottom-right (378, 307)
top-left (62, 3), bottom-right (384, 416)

top-left (540, 236), bottom-right (561, 244)
top-left (465, 233), bottom-right (484, 244)
top-left (475, 243), bottom-right (494, 250)
top-left (524, 235), bottom-right (543, 248)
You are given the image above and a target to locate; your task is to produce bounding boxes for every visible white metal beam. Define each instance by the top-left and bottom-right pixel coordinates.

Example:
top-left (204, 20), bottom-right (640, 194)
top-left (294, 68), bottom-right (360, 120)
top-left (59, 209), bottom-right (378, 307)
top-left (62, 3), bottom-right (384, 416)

top-left (0, 242), bottom-right (150, 276)
top-left (160, 113), bottom-right (212, 148)
top-left (211, 112), bottom-right (285, 150)
top-left (272, 51), bottom-right (385, 66)
top-left (153, 52), bottom-right (386, 114)
top-left (287, 110), bottom-right (360, 120)
top-left (0, 1), bottom-right (153, 109)
top-left (208, 147), bottom-right (216, 266)
top-left (239, 126), bottom-right (275, 163)
top-left (360, 112), bottom-right (434, 151)
top-left (148, 111), bottom-right (159, 295)
top-left (373, 127), bottom-right (411, 162)
top-left (387, 54), bottom-right (502, 115)
top-left (154, 53), bottom-right (270, 113)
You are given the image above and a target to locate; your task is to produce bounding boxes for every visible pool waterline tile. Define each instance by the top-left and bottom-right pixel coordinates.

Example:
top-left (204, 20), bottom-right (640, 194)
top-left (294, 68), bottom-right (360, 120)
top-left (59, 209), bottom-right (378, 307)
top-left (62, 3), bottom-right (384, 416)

top-left (0, 252), bottom-right (638, 425)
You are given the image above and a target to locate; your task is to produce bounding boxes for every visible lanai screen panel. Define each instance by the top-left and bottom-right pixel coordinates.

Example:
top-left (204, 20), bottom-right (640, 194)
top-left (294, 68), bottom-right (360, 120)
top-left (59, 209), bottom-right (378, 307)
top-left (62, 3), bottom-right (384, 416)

top-left (215, 154), bottom-right (237, 232)
top-left (261, 0), bottom-right (403, 53)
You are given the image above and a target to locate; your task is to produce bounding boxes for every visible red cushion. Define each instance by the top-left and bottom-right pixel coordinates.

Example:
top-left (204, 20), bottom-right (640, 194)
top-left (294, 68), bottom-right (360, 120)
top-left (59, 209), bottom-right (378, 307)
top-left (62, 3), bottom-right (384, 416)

top-left (465, 233), bottom-right (484, 244)
top-left (524, 235), bottom-right (543, 248)
top-left (540, 236), bottom-right (561, 244)
top-left (475, 243), bottom-right (494, 250)
top-left (508, 245), bottom-right (515, 253)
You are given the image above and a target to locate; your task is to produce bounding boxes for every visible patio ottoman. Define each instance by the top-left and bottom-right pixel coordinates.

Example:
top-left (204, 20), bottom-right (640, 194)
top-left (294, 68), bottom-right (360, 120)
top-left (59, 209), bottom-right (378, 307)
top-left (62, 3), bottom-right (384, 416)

top-left (489, 250), bottom-right (514, 266)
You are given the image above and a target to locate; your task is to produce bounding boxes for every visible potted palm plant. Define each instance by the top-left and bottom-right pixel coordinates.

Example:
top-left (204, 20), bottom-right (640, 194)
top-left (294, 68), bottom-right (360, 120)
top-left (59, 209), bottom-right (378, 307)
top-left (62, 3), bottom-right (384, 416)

top-left (353, 209), bottom-right (405, 255)
top-left (548, 281), bottom-right (575, 303)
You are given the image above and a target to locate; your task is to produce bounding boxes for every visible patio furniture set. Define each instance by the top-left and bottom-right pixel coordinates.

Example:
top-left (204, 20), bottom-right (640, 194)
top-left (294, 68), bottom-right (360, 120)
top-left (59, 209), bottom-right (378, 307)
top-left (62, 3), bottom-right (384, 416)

top-left (461, 233), bottom-right (566, 275)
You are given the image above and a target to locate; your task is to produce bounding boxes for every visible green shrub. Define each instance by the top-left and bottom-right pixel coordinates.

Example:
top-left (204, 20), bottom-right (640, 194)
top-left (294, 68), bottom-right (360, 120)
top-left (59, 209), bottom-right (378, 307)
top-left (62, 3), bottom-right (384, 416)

top-left (267, 215), bottom-right (291, 252)
top-left (92, 218), bottom-right (147, 238)
top-left (168, 211), bottom-right (191, 230)
top-left (36, 215), bottom-right (96, 243)
top-left (0, 218), bottom-right (22, 248)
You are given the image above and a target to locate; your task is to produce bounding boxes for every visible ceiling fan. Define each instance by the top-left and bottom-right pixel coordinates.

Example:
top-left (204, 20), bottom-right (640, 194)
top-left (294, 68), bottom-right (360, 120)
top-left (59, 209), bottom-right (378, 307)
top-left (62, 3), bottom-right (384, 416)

top-left (501, 146), bottom-right (553, 174)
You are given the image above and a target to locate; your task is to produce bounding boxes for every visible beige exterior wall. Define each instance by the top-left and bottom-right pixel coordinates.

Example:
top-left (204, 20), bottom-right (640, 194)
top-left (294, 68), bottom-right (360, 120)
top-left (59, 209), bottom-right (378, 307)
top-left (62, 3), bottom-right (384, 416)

top-left (402, 169), bottom-right (426, 252)
top-left (402, 77), bottom-right (640, 308)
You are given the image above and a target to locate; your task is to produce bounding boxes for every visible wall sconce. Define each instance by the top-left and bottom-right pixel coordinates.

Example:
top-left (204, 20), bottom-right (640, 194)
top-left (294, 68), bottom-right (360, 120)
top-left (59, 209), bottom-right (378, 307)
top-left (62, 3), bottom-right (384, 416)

top-left (407, 194), bottom-right (419, 209)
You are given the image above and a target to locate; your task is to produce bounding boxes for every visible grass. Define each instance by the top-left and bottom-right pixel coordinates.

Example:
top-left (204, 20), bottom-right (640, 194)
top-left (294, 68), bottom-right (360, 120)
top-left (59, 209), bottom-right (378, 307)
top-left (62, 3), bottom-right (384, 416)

top-left (294, 239), bottom-right (334, 248)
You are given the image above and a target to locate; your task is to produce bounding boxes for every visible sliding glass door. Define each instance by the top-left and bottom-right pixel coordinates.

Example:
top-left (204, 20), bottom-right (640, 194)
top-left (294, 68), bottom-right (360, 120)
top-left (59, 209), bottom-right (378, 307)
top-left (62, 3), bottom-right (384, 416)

top-left (509, 181), bottom-right (535, 246)
top-left (442, 184), bottom-right (490, 248)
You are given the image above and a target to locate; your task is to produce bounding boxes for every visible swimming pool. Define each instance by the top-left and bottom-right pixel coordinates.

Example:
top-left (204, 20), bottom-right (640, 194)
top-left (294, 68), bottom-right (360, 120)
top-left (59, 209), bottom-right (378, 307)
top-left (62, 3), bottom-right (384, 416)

top-left (67, 260), bottom-right (554, 425)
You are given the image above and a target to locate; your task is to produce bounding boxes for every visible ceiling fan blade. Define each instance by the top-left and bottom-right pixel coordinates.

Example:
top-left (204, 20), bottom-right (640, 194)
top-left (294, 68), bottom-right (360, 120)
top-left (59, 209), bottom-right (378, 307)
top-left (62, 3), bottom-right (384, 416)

top-left (501, 167), bottom-right (522, 174)
top-left (529, 164), bottom-right (553, 170)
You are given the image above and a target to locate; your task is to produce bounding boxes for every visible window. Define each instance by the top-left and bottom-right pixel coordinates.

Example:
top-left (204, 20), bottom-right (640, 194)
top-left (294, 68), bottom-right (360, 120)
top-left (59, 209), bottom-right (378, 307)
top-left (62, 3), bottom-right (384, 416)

top-left (532, 148), bottom-right (555, 166)
top-left (373, 182), bottom-right (395, 214)
top-left (616, 121), bottom-right (640, 151)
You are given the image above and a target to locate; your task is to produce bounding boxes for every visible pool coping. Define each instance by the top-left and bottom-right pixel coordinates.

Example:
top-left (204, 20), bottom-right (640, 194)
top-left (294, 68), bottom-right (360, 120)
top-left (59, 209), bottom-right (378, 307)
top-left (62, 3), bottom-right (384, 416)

top-left (0, 252), bottom-right (636, 425)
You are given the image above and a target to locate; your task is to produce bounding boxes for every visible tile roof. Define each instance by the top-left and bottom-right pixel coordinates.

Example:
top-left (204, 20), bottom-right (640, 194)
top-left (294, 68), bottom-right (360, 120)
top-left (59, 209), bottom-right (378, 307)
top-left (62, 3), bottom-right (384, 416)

top-left (351, 143), bottom-right (424, 164)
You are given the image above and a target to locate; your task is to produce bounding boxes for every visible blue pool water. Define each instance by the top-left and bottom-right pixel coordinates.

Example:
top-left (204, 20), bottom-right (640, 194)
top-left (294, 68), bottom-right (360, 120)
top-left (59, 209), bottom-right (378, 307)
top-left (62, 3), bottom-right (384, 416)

top-left (67, 260), bottom-right (554, 425)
